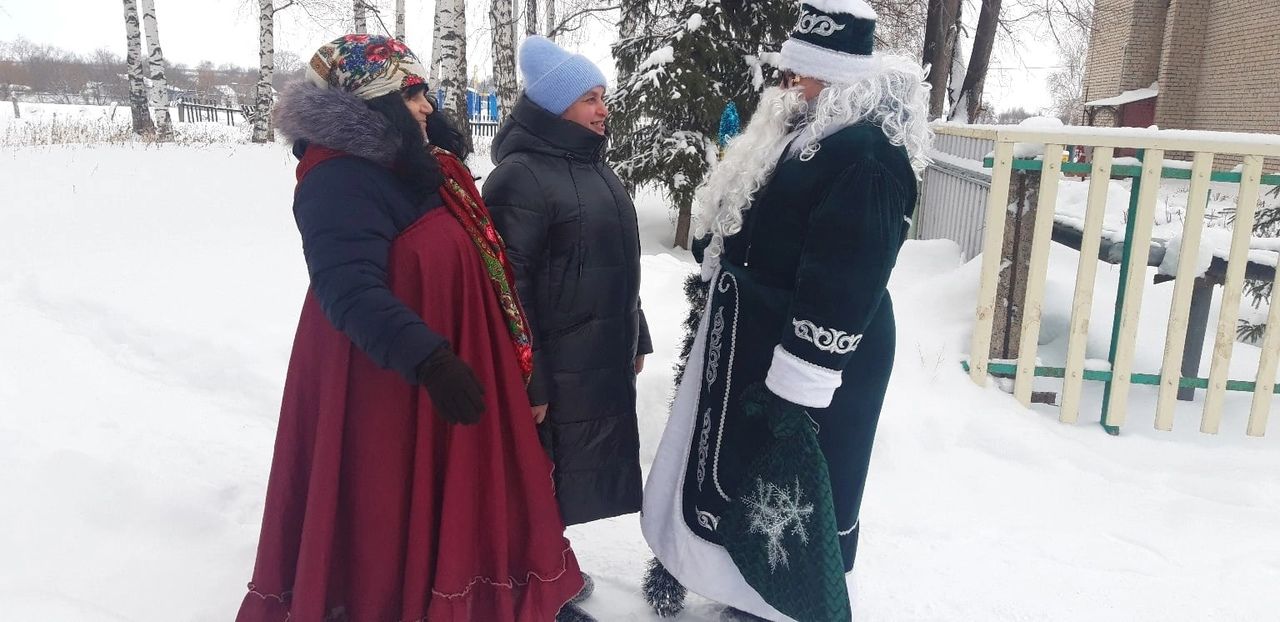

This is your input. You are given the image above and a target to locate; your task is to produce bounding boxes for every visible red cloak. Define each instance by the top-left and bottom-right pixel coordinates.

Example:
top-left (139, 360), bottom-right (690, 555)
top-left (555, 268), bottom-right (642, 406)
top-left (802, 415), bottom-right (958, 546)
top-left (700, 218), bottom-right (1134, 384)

top-left (236, 147), bottom-right (583, 621)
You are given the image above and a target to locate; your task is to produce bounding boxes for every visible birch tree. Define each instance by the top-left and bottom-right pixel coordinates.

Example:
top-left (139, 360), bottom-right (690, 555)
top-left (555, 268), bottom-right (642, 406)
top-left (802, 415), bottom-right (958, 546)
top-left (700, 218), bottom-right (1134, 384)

top-left (434, 0), bottom-right (472, 144)
top-left (354, 0), bottom-right (368, 34)
top-left (431, 3), bottom-right (449, 82)
top-left (525, 0), bottom-right (539, 35)
top-left (395, 0), bottom-right (406, 39)
top-left (122, 0), bottom-right (154, 135)
top-left (544, 0), bottom-right (557, 40)
top-left (490, 0), bottom-right (519, 118)
top-left (253, 0), bottom-right (275, 143)
top-left (141, 0), bottom-right (173, 140)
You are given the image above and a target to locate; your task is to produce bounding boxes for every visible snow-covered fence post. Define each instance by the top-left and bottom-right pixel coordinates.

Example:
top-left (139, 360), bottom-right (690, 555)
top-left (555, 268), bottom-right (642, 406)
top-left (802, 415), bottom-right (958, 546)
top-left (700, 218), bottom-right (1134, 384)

top-left (1202, 156), bottom-right (1265, 433)
top-left (968, 139), bottom-right (1014, 385)
top-left (989, 169), bottom-right (1036, 364)
top-left (1153, 152), bottom-right (1214, 426)
top-left (1248, 256), bottom-right (1280, 437)
top-left (1011, 144), bottom-right (1065, 406)
top-left (2, 83), bottom-right (17, 119)
top-left (1098, 149), bottom-right (1164, 431)
top-left (1059, 147), bottom-right (1115, 423)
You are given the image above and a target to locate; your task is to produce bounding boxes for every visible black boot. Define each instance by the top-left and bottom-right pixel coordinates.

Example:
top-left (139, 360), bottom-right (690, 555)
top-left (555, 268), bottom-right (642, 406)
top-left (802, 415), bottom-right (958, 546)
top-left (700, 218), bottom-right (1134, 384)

top-left (642, 557), bottom-right (687, 618)
top-left (555, 602), bottom-right (596, 622)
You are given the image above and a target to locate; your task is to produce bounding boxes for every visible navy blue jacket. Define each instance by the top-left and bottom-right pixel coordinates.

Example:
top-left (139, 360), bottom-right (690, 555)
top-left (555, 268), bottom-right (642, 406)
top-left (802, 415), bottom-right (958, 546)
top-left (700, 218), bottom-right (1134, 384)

top-left (292, 141), bottom-right (446, 383)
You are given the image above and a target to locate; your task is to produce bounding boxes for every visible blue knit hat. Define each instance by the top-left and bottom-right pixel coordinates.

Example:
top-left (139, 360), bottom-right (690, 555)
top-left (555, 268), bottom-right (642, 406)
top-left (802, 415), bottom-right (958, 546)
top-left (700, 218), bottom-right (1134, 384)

top-left (519, 36), bottom-right (608, 115)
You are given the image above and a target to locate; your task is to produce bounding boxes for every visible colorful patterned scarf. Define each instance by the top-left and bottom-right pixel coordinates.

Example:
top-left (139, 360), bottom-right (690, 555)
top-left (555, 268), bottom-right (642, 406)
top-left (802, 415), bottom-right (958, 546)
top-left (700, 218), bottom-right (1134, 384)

top-left (431, 147), bottom-right (535, 384)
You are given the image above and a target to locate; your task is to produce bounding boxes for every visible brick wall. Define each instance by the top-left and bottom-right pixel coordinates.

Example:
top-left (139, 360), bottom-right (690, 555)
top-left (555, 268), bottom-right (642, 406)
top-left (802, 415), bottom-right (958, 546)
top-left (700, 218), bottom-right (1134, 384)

top-left (1083, 0), bottom-right (1165, 127)
top-left (1188, 0), bottom-right (1280, 135)
top-left (1119, 0), bottom-right (1167, 91)
top-left (1083, 0), bottom-right (1133, 125)
top-left (1155, 0), bottom-right (1210, 130)
top-left (1157, 0), bottom-right (1280, 169)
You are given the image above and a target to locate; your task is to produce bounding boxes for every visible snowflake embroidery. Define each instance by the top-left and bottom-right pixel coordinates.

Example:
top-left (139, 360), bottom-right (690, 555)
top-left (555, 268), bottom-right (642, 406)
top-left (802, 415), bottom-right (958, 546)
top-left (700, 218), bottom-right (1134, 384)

top-left (742, 478), bottom-right (815, 572)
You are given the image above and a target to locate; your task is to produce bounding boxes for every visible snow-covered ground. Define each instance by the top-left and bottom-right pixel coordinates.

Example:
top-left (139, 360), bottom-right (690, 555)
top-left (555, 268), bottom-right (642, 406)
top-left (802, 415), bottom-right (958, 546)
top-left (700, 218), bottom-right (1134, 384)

top-left (2, 136), bottom-right (1279, 621)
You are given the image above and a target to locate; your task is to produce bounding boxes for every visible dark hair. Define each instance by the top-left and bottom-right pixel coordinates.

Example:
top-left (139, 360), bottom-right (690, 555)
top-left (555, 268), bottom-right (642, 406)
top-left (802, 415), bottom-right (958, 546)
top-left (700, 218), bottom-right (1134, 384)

top-left (366, 86), bottom-right (442, 201)
top-left (427, 108), bottom-right (473, 161)
top-left (365, 84), bottom-right (474, 200)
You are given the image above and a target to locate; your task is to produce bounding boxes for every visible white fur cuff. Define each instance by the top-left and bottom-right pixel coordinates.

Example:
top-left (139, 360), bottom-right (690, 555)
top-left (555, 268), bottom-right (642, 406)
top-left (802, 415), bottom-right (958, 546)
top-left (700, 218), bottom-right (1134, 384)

top-left (765, 345), bottom-right (843, 409)
top-left (779, 38), bottom-right (880, 86)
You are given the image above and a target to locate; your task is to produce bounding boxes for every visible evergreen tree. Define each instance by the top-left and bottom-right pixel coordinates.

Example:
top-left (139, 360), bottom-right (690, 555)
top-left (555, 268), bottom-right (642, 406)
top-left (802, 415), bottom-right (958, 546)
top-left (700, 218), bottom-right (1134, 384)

top-left (1240, 184), bottom-right (1280, 340)
top-left (610, 0), bottom-right (796, 249)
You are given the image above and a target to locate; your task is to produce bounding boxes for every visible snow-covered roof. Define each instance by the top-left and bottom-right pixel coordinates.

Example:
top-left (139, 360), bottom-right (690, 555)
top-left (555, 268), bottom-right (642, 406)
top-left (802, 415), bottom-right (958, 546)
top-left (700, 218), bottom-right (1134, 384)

top-left (1085, 82), bottom-right (1159, 107)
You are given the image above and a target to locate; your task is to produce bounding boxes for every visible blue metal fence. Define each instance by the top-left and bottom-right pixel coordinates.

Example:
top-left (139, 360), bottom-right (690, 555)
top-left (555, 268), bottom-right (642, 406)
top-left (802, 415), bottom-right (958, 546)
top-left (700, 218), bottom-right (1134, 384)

top-left (436, 87), bottom-right (500, 123)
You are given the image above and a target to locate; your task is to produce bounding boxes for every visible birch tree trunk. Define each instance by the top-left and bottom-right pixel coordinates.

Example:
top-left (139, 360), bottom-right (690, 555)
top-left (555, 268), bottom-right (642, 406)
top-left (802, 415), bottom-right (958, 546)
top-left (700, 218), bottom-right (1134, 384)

top-left (354, 0), bottom-right (367, 34)
top-left (140, 0), bottom-right (173, 139)
top-left (525, 0), bottom-right (538, 36)
top-left (122, 0), bottom-right (154, 135)
top-left (253, 0), bottom-right (275, 143)
top-left (396, 0), bottom-right (406, 39)
top-left (431, 3), bottom-right (448, 82)
top-left (491, 0), bottom-right (519, 119)
top-left (544, 0), bottom-right (556, 40)
top-left (435, 0), bottom-right (472, 147)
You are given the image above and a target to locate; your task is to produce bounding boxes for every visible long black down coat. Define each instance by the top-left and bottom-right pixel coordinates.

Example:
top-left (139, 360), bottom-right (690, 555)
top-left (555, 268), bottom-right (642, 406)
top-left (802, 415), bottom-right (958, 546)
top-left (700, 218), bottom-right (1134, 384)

top-left (482, 96), bottom-right (652, 525)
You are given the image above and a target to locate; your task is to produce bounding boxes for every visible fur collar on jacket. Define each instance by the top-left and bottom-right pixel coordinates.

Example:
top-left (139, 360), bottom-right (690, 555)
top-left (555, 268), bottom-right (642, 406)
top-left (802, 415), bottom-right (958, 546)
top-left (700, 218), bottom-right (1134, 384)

top-left (274, 81), bottom-right (401, 167)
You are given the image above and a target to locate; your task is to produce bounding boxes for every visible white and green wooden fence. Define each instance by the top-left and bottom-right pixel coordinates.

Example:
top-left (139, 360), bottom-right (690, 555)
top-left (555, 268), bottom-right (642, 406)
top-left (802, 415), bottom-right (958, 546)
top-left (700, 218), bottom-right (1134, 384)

top-left (930, 124), bottom-right (1280, 437)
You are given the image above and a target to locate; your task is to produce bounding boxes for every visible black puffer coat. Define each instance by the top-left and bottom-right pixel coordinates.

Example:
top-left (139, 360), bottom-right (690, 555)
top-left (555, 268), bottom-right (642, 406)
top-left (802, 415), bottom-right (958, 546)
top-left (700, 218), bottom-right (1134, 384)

top-left (482, 96), bottom-right (651, 525)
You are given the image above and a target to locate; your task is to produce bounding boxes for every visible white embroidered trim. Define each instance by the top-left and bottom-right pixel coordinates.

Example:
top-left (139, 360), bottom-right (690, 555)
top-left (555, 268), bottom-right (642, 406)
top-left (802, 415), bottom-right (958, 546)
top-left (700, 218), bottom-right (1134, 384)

top-left (793, 318), bottom-right (863, 354)
top-left (765, 346), bottom-right (842, 409)
top-left (711, 270), bottom-right (741, 502)
top-left (706, 306), bottom-right (726, 385)
top-left (696, 407), bottom-right (712, 490)
top-left (838, 520), bottom-right (860, 537)
top-left (696, 508), bottom-right (721, 531)
top-left (796, 12), bottom-right (847, 37)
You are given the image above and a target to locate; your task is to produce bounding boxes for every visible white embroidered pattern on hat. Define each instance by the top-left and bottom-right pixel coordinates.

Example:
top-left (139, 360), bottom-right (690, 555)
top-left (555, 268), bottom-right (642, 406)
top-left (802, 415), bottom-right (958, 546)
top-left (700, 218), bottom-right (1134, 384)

top-left (796, 13), bottom-right (846, 37)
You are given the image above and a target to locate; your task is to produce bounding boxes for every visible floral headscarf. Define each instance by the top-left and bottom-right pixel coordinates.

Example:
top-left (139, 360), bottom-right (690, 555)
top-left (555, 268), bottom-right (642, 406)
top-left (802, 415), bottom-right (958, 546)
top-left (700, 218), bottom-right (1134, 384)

top-left (306, 34), bottom-right (429, 100)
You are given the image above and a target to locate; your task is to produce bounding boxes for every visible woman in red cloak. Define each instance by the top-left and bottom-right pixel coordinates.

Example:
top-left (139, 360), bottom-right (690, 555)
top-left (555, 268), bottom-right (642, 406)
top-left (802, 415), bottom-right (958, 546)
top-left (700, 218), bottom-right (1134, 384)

top-left (235, 35), bottom-right (584, 622)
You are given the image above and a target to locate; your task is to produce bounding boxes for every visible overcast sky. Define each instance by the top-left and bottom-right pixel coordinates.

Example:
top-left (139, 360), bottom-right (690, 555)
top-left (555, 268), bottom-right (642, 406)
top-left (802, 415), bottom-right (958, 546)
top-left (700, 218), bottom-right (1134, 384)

top-left (0, 0), bottom-right (1058, 113)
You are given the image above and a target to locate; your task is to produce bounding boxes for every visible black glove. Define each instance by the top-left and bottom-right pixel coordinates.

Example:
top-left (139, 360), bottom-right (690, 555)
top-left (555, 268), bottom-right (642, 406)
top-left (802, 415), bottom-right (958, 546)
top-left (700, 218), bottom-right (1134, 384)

top-left (416, 346), bottom-right (485, 425)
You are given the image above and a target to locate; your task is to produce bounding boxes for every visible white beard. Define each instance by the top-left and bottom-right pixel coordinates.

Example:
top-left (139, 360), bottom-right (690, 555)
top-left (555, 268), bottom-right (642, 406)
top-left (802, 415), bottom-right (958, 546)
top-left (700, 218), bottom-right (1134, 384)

top-left (693, 57), bottom-right (932, 280)
top-left (695, 87), bottom-right (808, 280)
